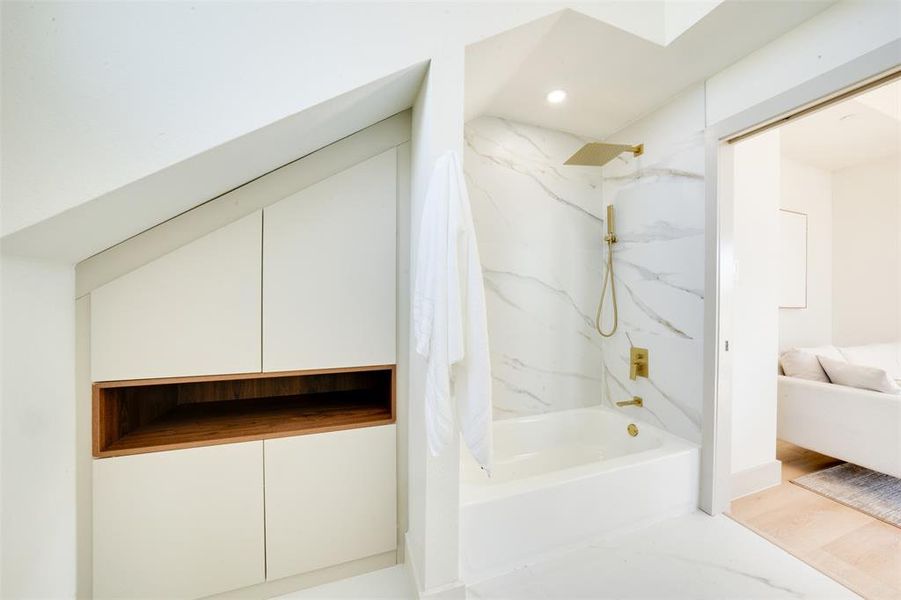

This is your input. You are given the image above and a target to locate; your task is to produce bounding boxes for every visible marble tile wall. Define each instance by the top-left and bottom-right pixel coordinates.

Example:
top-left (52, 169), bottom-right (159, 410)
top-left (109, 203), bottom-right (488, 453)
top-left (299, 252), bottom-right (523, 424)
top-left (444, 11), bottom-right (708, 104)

top-left (464, 116), bottom-right (607, 419)
top-left (464, 116), bottom-right (705, 443)
top-left (599, 133), bottom-right (706, 443)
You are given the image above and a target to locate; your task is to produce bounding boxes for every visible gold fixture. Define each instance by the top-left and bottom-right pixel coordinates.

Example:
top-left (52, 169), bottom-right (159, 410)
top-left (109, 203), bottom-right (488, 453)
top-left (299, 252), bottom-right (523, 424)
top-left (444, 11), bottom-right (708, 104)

top-left (627, 423), bottom-right (639, 437)
top-left (630, 347), bottom-right (649, 380)
top-left (604, 204), bottom-right (616, 243)
top-left (593, 204), bottom-right (618, 336)
top-left (564, 143), bottom-right (647, 337)
top-left (564, 142), bottom-right (644, 167)
top-left (616, 396), bottom-right (643, 408)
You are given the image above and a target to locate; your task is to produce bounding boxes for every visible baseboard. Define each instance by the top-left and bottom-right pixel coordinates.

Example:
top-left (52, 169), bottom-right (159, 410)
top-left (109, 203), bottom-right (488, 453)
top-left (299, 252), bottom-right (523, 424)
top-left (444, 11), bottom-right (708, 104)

top-left (403, 532), bottom-right (466, 600)
top-left (730, 460), bottom-right (782, 500)
top-left (207, 550), bottom-right (397, 599)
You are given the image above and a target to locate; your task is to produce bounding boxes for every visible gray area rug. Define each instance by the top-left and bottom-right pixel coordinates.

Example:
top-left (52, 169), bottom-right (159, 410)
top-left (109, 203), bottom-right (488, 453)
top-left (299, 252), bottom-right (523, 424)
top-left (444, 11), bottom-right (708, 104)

top-left (793, 463), bottom-right (901, 527)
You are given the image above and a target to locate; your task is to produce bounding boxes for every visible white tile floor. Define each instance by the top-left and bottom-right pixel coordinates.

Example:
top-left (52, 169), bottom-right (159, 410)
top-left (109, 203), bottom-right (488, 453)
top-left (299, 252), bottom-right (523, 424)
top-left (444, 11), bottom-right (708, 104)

top-left (279, 512), bottom-right (858, 600)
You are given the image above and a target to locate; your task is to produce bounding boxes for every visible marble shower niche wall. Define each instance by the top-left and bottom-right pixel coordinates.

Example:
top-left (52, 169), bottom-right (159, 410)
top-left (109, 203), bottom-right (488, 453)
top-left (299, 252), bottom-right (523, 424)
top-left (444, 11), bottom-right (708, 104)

top-left (600, 133), bottom-right (705, 443)
top-left (464, 116), bottom-right (607, 419)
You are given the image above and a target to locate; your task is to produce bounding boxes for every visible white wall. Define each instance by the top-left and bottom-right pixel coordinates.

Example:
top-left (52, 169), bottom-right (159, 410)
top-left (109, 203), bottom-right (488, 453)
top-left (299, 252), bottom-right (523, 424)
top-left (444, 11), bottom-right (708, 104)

top-left (406, 52), bottom-right (466, 596)
top-left (730, 130), bottom-right (780, 479)
top-left (776, 154), bottom-right (901, 351)
top-left (778, 158), bottom-right (833, 350)
top-left (705, 0), bottom-right (901, 128)
top-left (832, 155), bottom-right (901, 346)
top-left (1, 256), bottom-right (76, 598)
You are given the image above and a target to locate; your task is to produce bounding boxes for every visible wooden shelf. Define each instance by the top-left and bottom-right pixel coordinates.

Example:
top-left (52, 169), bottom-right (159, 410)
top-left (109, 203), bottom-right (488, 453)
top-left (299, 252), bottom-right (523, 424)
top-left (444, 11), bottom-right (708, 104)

top-left (93, 365), bottom-right (395, 458)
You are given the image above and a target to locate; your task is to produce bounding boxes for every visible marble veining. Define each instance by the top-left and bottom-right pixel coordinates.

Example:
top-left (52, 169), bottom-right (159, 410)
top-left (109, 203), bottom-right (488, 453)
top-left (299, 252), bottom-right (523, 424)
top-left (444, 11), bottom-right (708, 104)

top-left (467, 512), bottom-right (859, 599)
top-left (599, 132), bottom-right (706, 443)
top-left (466, 128), bottom-right (602, 223)
top-left (465, 116), bottom-right (607, 419)
top-left (464, 116), bottom-right (705, 441)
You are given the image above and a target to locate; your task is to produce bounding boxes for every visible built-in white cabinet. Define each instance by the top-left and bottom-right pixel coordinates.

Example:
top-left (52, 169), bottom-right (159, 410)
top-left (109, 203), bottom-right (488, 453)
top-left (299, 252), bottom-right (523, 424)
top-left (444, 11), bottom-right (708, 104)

top-left (91, 212), bottom-right (263, 381)
top-left (89, 147), bottom-right (401, 598)
top-left (92, 428), bottom-right (395, 598)
top-left (93, 442), bottom-right (265, 599)
top-left (90, 149), bottom-right (398, 380)
top-left (264, 424), bottom-right (397, 580)
top-left (263, 150), bottom-right (397, 371)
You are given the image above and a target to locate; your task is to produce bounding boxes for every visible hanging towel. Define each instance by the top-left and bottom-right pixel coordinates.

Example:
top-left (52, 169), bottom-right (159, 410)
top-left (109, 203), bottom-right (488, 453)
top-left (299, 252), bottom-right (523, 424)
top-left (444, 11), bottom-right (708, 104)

top-left (413, 150), bottom-right (493, 472)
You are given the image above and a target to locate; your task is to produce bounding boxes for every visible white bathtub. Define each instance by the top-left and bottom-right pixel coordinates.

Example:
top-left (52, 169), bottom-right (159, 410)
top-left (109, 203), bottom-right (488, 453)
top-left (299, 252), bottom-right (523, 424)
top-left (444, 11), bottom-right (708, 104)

top-left (461, 406), bottom-right (699, 582)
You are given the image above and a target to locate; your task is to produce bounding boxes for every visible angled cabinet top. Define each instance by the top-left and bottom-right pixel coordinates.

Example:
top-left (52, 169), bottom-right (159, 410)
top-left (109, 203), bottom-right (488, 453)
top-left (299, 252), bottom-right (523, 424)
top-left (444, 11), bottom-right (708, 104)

top-left (91, 211), bottom-right (263, 382)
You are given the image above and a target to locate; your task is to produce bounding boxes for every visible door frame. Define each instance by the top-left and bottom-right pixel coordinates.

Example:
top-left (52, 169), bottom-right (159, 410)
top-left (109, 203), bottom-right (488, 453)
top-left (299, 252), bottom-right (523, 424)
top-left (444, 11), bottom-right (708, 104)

top-left (700, 40), bottom-right (901, 515)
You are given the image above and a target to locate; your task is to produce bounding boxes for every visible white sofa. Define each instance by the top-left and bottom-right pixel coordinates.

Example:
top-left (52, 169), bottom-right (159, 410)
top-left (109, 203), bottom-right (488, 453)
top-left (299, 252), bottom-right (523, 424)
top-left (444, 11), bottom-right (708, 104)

top-left (777, 342), bottom-right (901, 478)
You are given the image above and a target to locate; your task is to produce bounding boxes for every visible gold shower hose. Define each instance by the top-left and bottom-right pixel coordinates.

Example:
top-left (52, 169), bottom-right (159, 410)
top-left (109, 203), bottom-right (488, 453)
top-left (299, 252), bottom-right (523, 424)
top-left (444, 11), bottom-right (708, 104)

top-left (595, 236), bottom-right (617, 337)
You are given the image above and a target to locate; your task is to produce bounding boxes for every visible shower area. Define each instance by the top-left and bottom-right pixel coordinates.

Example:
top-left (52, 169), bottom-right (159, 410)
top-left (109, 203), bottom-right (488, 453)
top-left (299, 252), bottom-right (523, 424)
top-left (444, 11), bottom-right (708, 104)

top-left (460, 10), bottom-right (707, 582)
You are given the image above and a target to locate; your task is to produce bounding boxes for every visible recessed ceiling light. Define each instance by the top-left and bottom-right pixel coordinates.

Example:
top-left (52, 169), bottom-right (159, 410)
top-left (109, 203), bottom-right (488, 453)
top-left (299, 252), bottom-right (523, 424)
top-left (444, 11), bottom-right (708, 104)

top-left (546, 89), bottom-right (567, 104)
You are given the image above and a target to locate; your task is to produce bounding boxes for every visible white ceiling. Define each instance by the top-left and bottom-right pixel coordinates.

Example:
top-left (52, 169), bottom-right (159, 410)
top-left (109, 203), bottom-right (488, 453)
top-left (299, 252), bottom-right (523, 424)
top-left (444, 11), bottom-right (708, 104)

top-left (465, 1), bottom-right (836, 140)
top-left (781, 79), bottom-right (901, 172)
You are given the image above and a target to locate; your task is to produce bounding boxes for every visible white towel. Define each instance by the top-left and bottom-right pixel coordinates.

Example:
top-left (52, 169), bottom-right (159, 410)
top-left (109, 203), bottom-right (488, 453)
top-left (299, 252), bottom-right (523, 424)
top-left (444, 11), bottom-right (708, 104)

top-left (413, 150), bottom-right (492, 472)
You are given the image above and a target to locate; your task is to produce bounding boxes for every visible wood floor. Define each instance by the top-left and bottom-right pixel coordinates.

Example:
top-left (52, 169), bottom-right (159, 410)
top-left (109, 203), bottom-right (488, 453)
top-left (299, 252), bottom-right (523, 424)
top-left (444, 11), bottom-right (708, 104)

top-left (728, 441), bottom-right (901, 600)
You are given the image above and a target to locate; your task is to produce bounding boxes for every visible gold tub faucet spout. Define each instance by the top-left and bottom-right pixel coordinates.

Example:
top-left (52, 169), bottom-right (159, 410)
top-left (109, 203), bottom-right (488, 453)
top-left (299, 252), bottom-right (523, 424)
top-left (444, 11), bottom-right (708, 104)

top-left (615, 396), bottom-right (643, 408)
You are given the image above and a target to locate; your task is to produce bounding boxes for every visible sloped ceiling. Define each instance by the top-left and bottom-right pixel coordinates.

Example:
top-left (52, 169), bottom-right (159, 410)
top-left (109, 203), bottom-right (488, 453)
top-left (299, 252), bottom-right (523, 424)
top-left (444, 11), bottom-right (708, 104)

top-left (1, 0), bottom-right (837, 263)
top-left (466, 1), bottom-right (836, 139)
top-left (1, 62), bottom-right (427, 262)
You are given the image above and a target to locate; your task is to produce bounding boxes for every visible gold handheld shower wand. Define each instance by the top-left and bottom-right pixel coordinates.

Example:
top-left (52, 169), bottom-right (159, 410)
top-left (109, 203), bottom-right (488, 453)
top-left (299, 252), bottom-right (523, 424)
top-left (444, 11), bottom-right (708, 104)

top-left (596, 204), bottom-right (618, 337)
top-left (564, 141), bottom-right (644, 337)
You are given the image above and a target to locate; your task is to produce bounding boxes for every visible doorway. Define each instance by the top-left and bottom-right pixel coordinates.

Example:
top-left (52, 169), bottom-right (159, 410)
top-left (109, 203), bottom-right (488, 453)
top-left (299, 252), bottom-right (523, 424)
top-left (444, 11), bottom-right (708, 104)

top-left (708, 65), bottom-right (901, 600)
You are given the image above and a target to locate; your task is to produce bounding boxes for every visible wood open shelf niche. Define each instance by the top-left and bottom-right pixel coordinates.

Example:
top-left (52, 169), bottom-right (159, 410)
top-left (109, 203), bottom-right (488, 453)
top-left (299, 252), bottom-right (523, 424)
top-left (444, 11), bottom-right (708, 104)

top-left (93, 365), bottom-right (395, 458)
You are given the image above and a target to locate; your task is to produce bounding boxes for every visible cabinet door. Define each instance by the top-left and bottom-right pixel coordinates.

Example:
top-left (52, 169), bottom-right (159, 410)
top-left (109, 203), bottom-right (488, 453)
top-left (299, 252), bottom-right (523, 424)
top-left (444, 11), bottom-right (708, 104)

top-left (93, 442), bottom-right (265, 599)
top-left (264, 425), bottom-right (397, 580)
top-left (263, 150), bottom-right (396, 371)
top-left (91, 211), bottom-right (262, 381)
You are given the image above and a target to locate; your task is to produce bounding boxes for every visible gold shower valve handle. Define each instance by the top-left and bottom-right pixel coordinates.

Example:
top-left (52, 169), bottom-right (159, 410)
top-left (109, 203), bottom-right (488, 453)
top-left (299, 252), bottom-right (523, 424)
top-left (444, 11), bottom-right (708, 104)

top-left (630, 347), bottom-right (649, 380)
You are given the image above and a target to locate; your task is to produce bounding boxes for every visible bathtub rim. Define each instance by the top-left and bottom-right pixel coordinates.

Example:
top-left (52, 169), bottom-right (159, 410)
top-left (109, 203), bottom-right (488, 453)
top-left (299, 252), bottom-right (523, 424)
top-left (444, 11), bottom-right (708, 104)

top-left (461, 405), bottom-right (699, 506)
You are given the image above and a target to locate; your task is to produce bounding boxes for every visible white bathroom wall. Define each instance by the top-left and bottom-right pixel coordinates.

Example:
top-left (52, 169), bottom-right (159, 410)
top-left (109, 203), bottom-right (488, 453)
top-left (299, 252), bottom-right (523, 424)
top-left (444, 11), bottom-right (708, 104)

top-left (778, 158), bottom-right (833, 350)
top-left (0, 255), bottom-right (76, 598)
top-left (832, 155), bottom-right (901, 346)
top-left (600, 85), bottom-right (707, 444)
top-left (406, 52), bottom-right (466, 596)
top-left (464, 116), bottom-right (606, 419)
top-left (705, 0), bottom-right (900, 128)
top-left (730, 129), bottom-right (780, 484)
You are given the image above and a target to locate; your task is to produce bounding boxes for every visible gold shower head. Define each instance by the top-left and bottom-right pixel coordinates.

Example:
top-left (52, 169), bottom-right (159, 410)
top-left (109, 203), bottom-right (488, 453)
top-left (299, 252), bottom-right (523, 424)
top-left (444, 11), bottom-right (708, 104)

top-left (564, 142), bottom-right (644, 167)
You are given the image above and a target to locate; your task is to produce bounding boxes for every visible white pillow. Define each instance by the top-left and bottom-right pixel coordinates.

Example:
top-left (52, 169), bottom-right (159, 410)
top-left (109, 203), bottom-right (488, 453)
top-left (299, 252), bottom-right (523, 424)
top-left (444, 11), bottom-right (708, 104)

top-left (799, 345), bottom-right (845, 362)
top-left (838, 343), bottom-right (901, 380)
top-left (817, 356), bottom-right (901, 394)
top-left (779, 349), bottom-right (829, 382)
